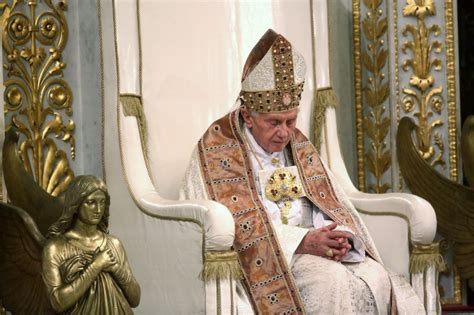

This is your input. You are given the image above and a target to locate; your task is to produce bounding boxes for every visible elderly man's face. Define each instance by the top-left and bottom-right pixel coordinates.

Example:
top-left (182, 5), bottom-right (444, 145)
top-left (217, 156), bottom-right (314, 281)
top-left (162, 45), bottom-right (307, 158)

top-left (242, 108), bottom-right (298, 153)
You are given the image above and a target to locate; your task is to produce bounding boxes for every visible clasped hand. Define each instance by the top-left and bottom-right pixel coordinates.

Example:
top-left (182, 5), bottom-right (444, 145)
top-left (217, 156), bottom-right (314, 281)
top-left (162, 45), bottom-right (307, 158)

top-left (295, 222), bottom-right (352, 261)
top-left (94, 248), bottom-right (118, 272)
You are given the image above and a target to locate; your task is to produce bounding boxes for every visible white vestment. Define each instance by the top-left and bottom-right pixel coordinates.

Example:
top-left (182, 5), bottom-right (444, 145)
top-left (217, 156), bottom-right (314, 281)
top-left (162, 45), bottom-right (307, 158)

top-left (180, 128), bottom-right (425, 315)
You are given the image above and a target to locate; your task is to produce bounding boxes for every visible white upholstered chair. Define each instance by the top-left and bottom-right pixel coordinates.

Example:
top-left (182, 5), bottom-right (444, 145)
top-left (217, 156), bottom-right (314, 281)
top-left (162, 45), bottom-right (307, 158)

top-left (102, 0), bottom-right (439, 314)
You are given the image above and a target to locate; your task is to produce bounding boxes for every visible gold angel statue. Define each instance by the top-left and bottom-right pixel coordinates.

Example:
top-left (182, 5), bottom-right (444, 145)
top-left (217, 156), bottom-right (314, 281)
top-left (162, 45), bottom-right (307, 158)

top-left (42, 175), bottom-right (141, 314)
top-left (0, 130), bottom-right (140, 314)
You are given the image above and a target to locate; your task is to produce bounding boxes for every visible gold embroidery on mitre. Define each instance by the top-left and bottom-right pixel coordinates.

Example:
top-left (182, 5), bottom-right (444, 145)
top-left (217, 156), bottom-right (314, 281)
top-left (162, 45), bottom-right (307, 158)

top-left (272, 36), bottom-right (295, 90)
top-left (240, 83), bottom-right (304, 113)
top-left (265, 168), bottom-right (304, 224)
top-left (241, 35), bottom-right (304, 113)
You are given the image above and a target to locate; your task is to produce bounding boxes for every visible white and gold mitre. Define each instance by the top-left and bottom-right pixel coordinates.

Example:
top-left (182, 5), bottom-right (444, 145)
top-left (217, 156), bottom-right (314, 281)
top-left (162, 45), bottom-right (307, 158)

top-left (240, 29), bottom-right (306, 113)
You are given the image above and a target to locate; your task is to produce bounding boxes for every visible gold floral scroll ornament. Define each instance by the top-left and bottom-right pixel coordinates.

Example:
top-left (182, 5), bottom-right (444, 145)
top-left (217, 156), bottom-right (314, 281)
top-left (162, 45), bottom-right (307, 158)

top-left (401, 0), bottom-right (445, 167)
top-left (265, 168), bottom-right (304, 224)
top-left (2, 0), bottom-right (75, 196)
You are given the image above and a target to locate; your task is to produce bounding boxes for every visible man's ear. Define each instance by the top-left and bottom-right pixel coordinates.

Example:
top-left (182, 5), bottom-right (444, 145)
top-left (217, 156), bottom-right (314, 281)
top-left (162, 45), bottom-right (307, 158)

top-left (241, 107), bottom-right (253, 129)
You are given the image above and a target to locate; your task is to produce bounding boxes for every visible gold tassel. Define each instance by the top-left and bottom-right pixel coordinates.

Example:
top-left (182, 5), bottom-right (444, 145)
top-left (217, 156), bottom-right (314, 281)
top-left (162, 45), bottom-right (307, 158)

top-left (313, 87), bottom-right (340, 152)
top-left (200, 250), bottom-right (243, 282)
top-left (409, 242), bottom-right (446, 274)
top-left (119, 94), bottom-right (148, 155)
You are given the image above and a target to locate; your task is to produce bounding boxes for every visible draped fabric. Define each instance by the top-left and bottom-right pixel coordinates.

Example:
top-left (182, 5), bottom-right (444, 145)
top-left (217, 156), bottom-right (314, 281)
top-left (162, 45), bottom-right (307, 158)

top-left (292, 254), bottom-right (385, 314)
top-left (42, 235), bottom-right (135, 315)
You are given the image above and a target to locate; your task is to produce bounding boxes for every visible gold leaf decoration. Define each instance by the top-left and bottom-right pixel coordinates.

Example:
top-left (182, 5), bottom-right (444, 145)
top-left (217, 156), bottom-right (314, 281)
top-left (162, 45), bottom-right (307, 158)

top-left (3, 0), bottom-right (74, 196)
top-left (401, 0), bottom-right (445, 167)
top-left (403, 0), bottom-right (435, 18)
top-left (361, 0), bottom-right (391, 193)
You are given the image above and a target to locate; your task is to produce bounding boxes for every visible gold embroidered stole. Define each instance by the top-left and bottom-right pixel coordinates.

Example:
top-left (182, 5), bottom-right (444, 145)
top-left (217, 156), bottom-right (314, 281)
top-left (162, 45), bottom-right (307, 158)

top-left (198, 110), bottom-right (305, 314)
top-left (198, 109), bottom-right (376, 313)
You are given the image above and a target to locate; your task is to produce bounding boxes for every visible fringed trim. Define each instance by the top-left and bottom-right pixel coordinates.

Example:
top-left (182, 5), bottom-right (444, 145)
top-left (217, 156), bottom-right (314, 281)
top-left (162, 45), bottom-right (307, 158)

top-left (201, 250), bottom-right (243, 282)
top-left (410, 242), bottom-right (446, 274)
top-left (313, 87), bottom-right (340, 152)
top-left (120, 94), bottom-right (148, 156)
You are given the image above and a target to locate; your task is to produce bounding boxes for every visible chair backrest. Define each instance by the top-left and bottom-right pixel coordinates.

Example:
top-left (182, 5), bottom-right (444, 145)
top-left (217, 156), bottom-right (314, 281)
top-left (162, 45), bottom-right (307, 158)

top-left (109, 2), bottom-right (359, 311)
top-left (138, 0), bottom-right (342, 199)
top-left (109, 1), bottom-right (437, 311)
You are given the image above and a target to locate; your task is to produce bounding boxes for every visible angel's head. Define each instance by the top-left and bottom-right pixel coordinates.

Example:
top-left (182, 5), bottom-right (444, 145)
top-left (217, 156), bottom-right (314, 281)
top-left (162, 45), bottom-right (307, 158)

top-left (47, 175), bottom-right (110, 238)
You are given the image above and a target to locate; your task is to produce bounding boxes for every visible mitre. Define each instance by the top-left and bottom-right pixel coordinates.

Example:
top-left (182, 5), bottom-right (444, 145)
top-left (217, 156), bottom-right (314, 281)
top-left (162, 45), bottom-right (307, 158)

top-left (240, 29), bottom-right (306, 113)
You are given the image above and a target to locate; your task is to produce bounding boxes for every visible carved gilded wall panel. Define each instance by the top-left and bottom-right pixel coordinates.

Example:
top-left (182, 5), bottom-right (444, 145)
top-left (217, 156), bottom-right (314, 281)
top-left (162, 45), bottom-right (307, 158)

top-left (354, 0), bottom-right (459, 190)
top-left (1, 0), bottom-right (74, 196)
top-left (401, 0), bottom-right (445, 168)
top-left (358, 0), bottom-right (392, 193)
top-left (354, 0), bottom-right (461, 305)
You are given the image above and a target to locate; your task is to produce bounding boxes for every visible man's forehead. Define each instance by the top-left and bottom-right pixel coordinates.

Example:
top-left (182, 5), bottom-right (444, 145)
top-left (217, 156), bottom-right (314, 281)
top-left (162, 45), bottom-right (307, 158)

top-left (260, 109), bottom-right (299, 120)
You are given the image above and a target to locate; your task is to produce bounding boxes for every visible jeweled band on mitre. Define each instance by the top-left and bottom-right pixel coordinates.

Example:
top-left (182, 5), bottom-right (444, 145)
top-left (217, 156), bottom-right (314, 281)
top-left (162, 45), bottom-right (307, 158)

top-left (240, 82), bottom-right (304, 113)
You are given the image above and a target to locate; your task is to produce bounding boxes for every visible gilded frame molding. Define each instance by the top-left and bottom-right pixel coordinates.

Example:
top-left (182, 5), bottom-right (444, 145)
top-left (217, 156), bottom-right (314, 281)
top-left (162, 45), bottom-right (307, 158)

top-left (444, 0), bottom-right (458, 182)
top-left (441, 0), bottom-right (461, 305)
top-left (352, 0), bottom-right (366, 191)
top-left (393, 0), bottom-right (402, 191)
top-left (97, 0), bottom-right (106, 180)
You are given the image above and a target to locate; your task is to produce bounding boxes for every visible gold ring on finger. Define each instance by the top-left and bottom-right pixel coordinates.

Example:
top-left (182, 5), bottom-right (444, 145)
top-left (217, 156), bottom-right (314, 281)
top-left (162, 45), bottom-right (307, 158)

top-left (325, 248), bottom-right (334, 257)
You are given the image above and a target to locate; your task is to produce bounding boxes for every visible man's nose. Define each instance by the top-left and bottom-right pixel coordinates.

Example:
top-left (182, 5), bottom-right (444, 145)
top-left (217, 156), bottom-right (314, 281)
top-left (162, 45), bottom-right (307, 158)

top-left (277, 124), bottom-right (291, 138)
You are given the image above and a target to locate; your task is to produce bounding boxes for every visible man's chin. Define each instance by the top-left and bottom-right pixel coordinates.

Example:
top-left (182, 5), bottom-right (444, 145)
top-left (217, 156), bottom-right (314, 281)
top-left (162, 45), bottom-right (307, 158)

top-left (270, 143), bottom-right (287, 153)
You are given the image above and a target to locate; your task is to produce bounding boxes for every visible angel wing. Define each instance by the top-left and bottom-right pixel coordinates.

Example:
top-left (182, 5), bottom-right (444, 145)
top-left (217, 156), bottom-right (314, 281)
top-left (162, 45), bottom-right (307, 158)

top-left (0, 129), bottom-right (65, 313)
top-left (461, 115), bottom-right (474, 187)
top-left (3, 129), bottom-right (63, 235)
top-left (0, 202), bottom-right (54, 314)
top-left (397, 116), bottom-right (474, 289)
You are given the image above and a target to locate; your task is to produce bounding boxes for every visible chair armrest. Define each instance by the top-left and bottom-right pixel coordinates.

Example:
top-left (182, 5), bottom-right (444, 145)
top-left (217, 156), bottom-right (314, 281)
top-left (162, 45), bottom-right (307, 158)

top-left (118, 104), bottom-right (235, 252)
top-left (348, 191), bottom-right (436, 245)
top-left (138, 191), bottom-right (235, 251)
